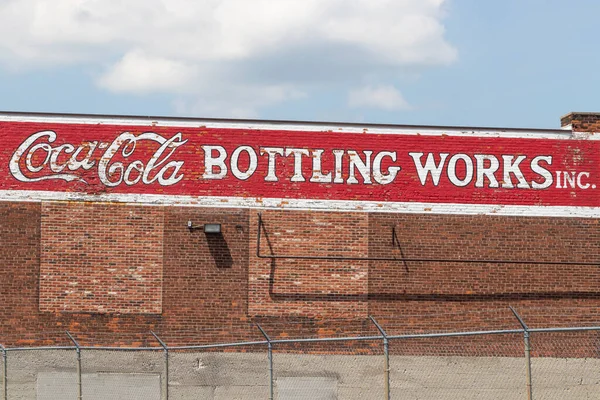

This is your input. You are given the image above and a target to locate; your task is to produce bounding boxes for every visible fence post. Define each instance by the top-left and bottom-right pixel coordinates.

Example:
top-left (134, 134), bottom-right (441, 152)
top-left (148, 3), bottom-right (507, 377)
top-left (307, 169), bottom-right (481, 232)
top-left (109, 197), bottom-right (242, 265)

top-left (510, 307), bottom-right (533, 400)
top-left (0, 344), bottom-right (6, 400)
top-left (256, 324), bottom-right (273, 400)
top-left (66, 332), bottom-right (82, 400)
top-left (369, 316), bottom-right (390, 400)
top-left (151, 332), bottom-right (169, 400)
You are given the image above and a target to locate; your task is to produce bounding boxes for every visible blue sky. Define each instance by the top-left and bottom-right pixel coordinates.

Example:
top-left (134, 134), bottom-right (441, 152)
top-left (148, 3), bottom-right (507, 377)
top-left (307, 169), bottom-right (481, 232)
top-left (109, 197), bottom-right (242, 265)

top-left (0, 0), bottom-right (598, 129)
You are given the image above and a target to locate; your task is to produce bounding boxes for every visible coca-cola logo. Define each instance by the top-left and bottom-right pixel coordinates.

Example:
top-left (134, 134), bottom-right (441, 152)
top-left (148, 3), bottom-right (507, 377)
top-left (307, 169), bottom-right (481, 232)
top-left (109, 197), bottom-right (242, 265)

top-left (9, 131), bottom-right (187, 187)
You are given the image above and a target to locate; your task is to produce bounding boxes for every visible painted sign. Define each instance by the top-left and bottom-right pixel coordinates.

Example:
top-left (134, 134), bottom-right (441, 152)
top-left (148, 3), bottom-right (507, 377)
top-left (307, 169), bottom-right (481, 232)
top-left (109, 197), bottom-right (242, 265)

top-left (1, 115), bottom-right (598, 217)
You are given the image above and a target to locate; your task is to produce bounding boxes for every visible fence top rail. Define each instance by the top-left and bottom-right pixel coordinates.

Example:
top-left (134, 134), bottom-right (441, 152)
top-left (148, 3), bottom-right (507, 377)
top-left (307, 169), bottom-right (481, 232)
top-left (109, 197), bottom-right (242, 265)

top-left (270, 335), bottom-right (384, 344)
top-left (169, 340), bottom-right (269, 351)
top-left (79, 346), bottom-right (165, 351)
top-left (529, 326), bottom-right (600, 333)
top-left (388, 329), bottom-right (525, 340)
top-left (1, 325), bottom-right (600, 351)
top-left (6, 346), bottom-right (76, 351)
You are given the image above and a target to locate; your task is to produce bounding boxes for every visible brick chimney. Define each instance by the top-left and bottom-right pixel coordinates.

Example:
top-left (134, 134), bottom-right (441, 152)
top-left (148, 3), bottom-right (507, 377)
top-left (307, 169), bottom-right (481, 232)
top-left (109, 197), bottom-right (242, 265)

top-left (561, 112), bottom-right (600, 132)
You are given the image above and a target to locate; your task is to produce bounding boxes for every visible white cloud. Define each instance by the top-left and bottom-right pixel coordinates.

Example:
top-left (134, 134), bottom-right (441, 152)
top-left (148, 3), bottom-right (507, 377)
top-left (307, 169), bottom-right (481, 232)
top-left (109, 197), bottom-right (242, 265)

top-left (173, 84), bottom-right (307, 119)
top-left (348, 85), bottom-right (411, 111)
top-left (98, 50), bottom-right (198, 94)
top-left (0, 0), bottom-right (456, 116)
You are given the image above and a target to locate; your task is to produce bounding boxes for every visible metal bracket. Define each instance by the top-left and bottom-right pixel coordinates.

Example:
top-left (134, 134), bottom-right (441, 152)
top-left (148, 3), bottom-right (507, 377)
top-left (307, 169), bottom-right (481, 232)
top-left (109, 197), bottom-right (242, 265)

top-left (510, 306), bottom-right (530, 332)
top-left (187, 220), bottom-right (202, 230)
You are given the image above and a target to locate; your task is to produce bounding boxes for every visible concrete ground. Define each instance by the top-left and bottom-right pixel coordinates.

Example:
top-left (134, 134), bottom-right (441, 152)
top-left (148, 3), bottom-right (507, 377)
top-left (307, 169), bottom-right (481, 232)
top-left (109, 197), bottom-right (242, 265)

top-left (2, 350), bottom-right (600, 399)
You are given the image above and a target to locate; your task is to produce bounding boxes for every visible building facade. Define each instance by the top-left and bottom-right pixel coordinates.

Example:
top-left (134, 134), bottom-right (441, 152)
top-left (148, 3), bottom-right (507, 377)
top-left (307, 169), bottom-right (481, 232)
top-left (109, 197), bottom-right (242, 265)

top-left (1, 111), bottom-right (599, 346)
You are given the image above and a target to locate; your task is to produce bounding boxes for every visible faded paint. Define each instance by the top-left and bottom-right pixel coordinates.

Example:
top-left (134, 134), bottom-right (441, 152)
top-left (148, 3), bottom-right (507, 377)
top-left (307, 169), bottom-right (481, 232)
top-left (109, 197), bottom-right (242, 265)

top-left (0, 114), bottom-right (598, 218)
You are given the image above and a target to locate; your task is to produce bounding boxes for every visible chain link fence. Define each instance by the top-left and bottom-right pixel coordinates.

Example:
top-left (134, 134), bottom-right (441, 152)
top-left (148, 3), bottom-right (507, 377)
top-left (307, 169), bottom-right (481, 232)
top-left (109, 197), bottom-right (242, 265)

top-left (1, 313), bottom-right (600, 399)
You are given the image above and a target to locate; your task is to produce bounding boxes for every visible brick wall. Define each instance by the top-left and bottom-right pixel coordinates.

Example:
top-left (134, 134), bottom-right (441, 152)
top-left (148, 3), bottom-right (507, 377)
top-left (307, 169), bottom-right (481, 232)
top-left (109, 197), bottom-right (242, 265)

top-left (368, 213), bottom-right (600, 333)
top-left (1, 201), bottom-right (600, 348)
top-left (249, 210), bottom-right (369, 319)
top-left (0, 202), bottom-right (41, 342)
top-left (561, 112), bottom-right (600, 132)
top-left (40, 202), bottom-right (164, 314)
top-left (161, 206), bottom-right (251, 341)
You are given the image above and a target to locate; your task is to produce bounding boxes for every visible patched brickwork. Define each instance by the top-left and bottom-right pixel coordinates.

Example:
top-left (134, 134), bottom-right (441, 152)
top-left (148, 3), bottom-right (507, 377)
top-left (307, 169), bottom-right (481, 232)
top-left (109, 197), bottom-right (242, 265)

top-left (0, 202), bottom-right (41, 340)
top-left (39, 202), bottom-right (164, 314)
top-left (368, 213), bottom-right (600, 332)
top-left (161, 207), bottom-right (251, 331)
top-left (249, 210), bottom-right (369, 318)
top-left (1, 202), bottom-right (600, 349)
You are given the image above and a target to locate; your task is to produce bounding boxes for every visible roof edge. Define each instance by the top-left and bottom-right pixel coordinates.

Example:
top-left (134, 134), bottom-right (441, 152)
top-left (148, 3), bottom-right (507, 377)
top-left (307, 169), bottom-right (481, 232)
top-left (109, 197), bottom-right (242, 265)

top-left (0, 110), bottom-right (569, 134)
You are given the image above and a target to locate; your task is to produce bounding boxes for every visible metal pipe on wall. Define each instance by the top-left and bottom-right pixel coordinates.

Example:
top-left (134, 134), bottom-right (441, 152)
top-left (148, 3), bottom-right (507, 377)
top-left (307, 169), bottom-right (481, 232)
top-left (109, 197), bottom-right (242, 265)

top-left (256, 213), bottom-right (600, 266)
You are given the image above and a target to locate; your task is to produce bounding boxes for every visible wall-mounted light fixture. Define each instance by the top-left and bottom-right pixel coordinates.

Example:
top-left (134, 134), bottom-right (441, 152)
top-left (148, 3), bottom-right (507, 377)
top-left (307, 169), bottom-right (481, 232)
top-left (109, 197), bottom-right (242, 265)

top-left (187, 221), bottom-right (222, 234)
top-left (203, 223), bottom-right (222, 234)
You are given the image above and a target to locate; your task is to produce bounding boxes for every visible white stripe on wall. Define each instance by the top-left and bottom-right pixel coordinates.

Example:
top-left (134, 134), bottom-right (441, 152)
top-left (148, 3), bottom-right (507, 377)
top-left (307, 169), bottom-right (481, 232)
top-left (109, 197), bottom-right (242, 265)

top-left (0, 190), bottom-right (598, 218)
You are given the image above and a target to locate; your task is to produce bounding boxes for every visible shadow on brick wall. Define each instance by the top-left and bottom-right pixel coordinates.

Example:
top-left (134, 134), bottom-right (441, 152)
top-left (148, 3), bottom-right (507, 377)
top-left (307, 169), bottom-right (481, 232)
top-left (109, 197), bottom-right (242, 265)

top-left (206, 233), bottom-right (233, 268)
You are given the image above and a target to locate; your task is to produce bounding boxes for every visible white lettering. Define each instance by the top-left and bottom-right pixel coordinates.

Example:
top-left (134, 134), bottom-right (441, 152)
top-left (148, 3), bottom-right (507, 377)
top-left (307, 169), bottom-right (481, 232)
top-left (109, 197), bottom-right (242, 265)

top-left (409, 152), bottom-right (449, 186)
top-left (202, 145), bottom-right (228, 180)
top-left (564, 171), bottom-right (577, 189)
top-left (577, 172), bottom-right (591, 189)
top-left (474, 155), bottom-right (499, 188)
top-left (502, 155), bottom-right (530, 189)
top-left (347, 150), bottom-right (372, 184)
top-left (372, 151), bottom-right (400, 185)
top-left (332, 150), bottom-right (345, 184)
top-left (532, 156), bottom-right (553, 189)
top-left (10, 131), bottom-right (87, 183)
top-left (261, 147), bottom-right (284, 182)
top-left (447, 154), bottom-right (473, 187)
top-left (231, 146), bottom-right (258, 180)
top-left (310, 149), bottom-right (333, 183)
top-left (98, 132), bottom-right (187, 187)
top-left (285, 148), bottom-right (310, 182)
